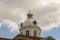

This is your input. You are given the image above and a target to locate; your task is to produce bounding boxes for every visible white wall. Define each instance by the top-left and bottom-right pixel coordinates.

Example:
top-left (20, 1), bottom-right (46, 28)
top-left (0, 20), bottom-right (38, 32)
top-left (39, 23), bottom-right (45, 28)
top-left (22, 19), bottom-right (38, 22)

top-left (20, 27), bottom-right (41, 37)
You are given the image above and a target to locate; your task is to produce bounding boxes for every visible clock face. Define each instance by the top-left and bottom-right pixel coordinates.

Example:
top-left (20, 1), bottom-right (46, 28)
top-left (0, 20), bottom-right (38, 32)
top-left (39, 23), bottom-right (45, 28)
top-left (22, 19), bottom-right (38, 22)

top-left (33, 21), bottom-right (37, 25)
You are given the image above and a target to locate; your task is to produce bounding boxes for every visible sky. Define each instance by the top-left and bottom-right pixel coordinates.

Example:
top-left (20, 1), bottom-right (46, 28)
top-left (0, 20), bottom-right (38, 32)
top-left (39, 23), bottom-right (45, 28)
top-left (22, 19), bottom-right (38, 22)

top-left (0, 0), bottom-right (60, 40)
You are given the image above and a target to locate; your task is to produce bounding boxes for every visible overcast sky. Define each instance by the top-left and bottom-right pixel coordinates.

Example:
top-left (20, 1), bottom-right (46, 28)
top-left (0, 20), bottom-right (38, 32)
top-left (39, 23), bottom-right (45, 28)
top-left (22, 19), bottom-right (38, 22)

top-left (0, 0), bottom-right (60, 40)
top-left (0, 0), bottom-right (60, 31)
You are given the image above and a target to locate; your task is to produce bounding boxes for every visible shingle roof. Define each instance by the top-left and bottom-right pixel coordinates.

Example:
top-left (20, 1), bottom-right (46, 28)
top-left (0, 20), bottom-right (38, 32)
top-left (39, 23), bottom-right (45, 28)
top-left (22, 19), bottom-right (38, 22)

top-left (13, 34), bottom-right (43, 40)
top-left (0, 38), bottom-right (11, 40)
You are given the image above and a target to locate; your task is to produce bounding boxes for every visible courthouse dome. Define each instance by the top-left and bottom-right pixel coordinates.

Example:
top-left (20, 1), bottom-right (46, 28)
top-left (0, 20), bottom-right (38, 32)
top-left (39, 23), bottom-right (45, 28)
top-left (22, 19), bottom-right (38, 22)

top-left (21, 11), bottom-right (40, 29)
top-left (22, 19), bottom-right (38, 27)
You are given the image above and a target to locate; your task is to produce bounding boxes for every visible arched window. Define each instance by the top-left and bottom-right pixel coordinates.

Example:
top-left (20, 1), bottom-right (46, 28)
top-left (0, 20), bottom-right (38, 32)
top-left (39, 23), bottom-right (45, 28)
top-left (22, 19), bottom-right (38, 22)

top-left (33, 31), bottom-right (37, 37)
top-left (21, 32), bottom-right (23, 35)
top-left (26, 30), bottom-right (29, 36)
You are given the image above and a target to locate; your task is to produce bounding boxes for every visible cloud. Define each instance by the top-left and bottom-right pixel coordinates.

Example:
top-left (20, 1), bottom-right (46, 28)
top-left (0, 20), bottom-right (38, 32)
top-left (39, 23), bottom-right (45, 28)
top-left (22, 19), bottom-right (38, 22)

top-left (0, 19), bottom-right (3, 28)
top-left (4, 19), bottom-right (19, 32)
top-left (0, 19), bottom-right (19, 32)
top-left (0, 0), bottom-right (60, 31)
top-left (35, 3), bottom-right (60, 31)
top-left (0, 23), bottom-right (1, 28)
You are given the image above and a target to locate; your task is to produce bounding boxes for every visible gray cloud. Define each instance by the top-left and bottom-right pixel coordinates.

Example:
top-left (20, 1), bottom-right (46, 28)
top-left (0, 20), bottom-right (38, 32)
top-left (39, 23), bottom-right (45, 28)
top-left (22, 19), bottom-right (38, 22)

top-left (0, 0), bottom-right (60, 31)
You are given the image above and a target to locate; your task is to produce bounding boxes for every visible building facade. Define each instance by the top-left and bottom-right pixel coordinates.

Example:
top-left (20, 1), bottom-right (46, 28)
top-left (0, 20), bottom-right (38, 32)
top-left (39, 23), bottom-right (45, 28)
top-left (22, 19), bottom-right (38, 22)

top-left (13, 11), bottom-right (42, 40)
top-left (20, 11), bottom-right (41, 37)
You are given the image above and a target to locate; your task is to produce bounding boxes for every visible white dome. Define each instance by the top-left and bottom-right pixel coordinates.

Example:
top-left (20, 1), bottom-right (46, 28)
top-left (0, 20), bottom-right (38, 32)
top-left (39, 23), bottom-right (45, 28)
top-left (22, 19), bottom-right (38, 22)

top-left (20, 11), bottom-right (41, 37)
top-left (20, 11), bottom-right (40, 29)
top-left (22, 19), bottom-right (38, 27)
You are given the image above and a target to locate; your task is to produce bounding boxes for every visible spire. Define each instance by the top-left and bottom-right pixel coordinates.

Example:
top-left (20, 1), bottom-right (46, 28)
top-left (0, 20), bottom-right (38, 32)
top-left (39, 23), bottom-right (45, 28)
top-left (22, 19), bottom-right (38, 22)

top-left (27, 11), bottom-right (33, 19)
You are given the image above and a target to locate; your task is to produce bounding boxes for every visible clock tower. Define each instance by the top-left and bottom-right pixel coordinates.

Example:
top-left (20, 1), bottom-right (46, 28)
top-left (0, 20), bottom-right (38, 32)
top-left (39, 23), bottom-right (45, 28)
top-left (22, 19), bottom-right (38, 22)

top-left (20, 11), bottom-right (41, 37)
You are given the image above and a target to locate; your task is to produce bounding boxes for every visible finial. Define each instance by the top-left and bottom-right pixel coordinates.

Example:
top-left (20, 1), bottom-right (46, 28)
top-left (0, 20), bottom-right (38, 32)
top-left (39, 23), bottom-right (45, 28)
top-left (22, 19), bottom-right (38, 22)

top-left (28, 10), bottom-right (31, 14)
top-left (27, 11), bottom-right (33, 19)
top-left (29, 11), bottom-right (31, 13)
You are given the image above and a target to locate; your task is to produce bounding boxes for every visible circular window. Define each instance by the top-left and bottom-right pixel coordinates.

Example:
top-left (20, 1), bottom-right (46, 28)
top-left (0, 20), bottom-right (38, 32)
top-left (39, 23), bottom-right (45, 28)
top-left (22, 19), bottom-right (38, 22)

top-left (33, 21), bottom-right (37, 25)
